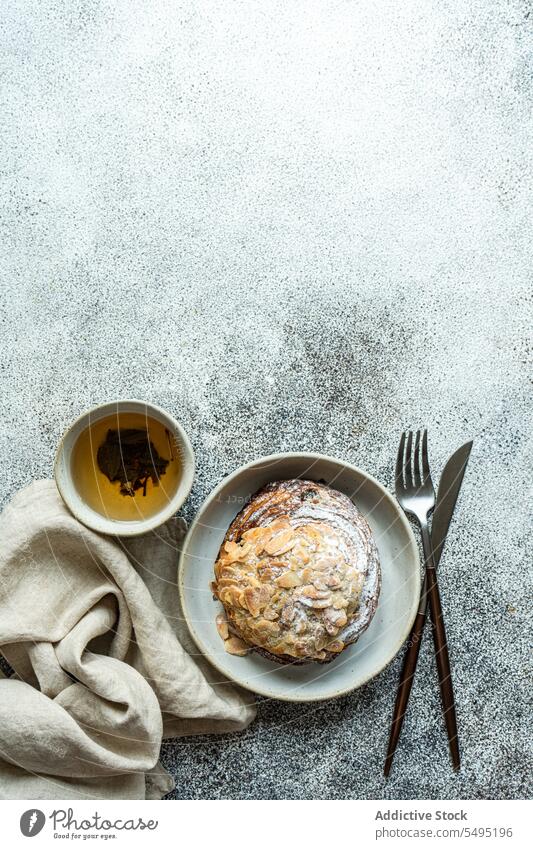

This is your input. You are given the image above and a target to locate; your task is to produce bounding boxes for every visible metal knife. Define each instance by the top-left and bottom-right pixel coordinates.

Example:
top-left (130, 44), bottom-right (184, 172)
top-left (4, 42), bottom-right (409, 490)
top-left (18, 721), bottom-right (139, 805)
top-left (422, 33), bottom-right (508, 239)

top-left (432, 440), bottom-right (473, 567)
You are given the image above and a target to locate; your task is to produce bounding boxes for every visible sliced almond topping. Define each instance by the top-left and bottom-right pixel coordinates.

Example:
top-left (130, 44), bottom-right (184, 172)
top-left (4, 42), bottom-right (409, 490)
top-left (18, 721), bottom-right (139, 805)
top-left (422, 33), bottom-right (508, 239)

top-left (242, 527), bottom-right (268, 542)
top-left (326, 607), bottom-right (348, 624)
top-left (258, 585), bottom-right (272, 605)
top-left (269, 516), bottom-right (291, 530)
top-left (215, 577), bottom-right (241, 589)
top-left (276, 571), bottom-right (303, 589)
top-left (254, 529), bottom-right (274, 555)
top-left (314, 557), bottom-right (338, 570)
top-left (218, 565), bottom-right (241, 580)
top-left (301, 525), bottom-right (323, 545)
top-left (217, 583), bottom-right (241, 597)
top-left (246, 575), bottom-right (262, 589)
top-left (280, 602), bottom-right (296, 626)
top-left (223, 540), bottom-right (251, 562)
top-left (326, 639), bottom-right (345, 653)
top-left (244, 587), bottom-right (261, 617)
top-left (215, 494), bottom-right (366, 663)
top-left (292, 543), bottom-right (310, 564)
top-left (323, 573), bottom-right (342, 589)
top-left (265, 529), bottom-right (296, 556)
top-left (216, 613), bottom-right (229, 641)
top-left (254, 618), bottom-right (280, 635)
top-left (256, 559), bottom-right (288, 580)
top-left (257, 566), bottom-right (279, 582)
top-left (219, 586), bottom-right (242, 608)
top-left (300, 584), bottom-right (331, 600)
top-left (324, 607), bottom-right (348, 634)
top-left (224, 636), bottom-right (249, 656)
top-left (298, 596), bottom-right (332, 609)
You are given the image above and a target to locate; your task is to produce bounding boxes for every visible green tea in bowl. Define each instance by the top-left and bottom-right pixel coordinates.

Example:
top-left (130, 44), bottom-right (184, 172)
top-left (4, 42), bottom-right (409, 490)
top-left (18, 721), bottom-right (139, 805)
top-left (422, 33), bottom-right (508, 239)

top-left (71, 412), bottom-right (182, 522)
top-left (55, 401), bottom-right (195, 536)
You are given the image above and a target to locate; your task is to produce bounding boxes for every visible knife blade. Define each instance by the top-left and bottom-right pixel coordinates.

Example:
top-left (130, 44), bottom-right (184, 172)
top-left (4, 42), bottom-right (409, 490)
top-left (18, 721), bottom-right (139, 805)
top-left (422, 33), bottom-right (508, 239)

top-left (431, 440), bottom-right (473, 566)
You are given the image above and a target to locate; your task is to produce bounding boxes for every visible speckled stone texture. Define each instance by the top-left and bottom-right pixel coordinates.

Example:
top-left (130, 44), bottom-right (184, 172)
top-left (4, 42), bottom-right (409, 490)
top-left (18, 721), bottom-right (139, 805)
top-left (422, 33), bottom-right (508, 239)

top-left (0, 1), bottom-right (531, 800)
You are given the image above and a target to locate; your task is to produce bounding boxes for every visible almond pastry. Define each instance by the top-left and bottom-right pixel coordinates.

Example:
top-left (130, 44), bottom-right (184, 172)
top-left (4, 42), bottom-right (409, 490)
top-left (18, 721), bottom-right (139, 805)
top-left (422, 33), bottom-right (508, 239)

top-left (211, 479), bottom-right (381, 664)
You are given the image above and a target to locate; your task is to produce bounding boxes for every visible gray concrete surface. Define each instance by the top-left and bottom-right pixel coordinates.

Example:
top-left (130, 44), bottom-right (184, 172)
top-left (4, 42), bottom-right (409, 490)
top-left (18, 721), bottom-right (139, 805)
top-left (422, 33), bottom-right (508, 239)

top-left (0, 1), bottom-right (531, 799)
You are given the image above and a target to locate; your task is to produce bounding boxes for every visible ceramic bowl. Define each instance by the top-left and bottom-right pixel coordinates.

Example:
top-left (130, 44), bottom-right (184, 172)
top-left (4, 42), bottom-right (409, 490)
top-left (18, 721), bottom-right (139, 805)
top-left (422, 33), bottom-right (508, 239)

top-left (54, 399), bottom-right (195, 536)
top-left (179, 452), bottom-right (420, 702)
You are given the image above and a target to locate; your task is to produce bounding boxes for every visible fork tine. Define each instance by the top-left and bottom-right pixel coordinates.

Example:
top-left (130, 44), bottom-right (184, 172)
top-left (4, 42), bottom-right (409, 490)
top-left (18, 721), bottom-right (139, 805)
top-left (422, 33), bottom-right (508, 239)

top-left (421, 428), bottom-right (429, 480)
top-left (395, 431), bottom-right (406, 488)
top-left (404, 430), bottom-right (413, 486)
top-left (413, 429), bottom-right (422, 486)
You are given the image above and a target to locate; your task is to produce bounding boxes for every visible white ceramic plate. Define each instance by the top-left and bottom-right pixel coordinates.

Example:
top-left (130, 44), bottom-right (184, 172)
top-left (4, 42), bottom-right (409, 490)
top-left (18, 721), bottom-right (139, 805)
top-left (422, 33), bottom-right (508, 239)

top-left (178, 453), bottom-right (420, 702)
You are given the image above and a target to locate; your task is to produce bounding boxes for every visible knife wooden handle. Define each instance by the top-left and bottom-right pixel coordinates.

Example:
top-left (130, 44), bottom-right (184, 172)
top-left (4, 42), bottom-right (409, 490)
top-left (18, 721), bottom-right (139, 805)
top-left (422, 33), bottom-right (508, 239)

top-left (384, 591), bottom-right (427, 777)
top-left (421, 523), bottom-right (460, 771)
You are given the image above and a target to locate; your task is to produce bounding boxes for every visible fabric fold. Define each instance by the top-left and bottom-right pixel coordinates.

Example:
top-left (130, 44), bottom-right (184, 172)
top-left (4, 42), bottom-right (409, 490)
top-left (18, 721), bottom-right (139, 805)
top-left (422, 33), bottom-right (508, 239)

top-left (0, 480), bottom-right (255, 799)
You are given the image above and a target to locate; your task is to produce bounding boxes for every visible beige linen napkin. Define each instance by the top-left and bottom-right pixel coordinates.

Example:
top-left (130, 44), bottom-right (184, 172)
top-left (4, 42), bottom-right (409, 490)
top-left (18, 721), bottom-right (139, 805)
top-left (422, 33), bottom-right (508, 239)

top-left (0, 480), bottom-right (255, 800)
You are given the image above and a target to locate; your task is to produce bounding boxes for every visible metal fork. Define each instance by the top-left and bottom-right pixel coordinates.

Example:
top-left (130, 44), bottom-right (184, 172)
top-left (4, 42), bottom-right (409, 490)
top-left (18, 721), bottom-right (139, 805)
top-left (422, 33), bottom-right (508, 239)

top-left (385, 429), bottom-right (460, 774)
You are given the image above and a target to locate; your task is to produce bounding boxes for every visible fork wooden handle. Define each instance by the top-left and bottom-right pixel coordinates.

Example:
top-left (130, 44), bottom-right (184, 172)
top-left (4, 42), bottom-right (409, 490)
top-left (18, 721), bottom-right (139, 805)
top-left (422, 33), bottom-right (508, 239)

top-left (384, 597), bottom-right (427, 777)
top-left (421, 522), bottom-right (460, 771)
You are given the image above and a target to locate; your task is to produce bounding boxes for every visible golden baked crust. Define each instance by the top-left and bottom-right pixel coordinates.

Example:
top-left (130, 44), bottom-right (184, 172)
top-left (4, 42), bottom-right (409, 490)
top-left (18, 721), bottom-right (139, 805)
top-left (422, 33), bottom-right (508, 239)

top-left (211, 479), bottom-right (381, 663)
